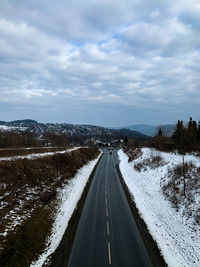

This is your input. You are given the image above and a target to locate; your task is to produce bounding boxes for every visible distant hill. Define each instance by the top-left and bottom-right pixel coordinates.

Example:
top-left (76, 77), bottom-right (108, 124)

top-left (111, 128), bottom-right (148, 140)
top-left (118, 124), bottom-right (175, 137)
top-left (0, 120), bottom-right (149, 142)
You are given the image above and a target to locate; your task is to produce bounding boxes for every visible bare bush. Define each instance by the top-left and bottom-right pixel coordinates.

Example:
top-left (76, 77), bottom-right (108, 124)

top-left (134, 154), bottom-right (166, 172)
top-left (134, 162), bottom-right (146, 172)
top-left (163, 161), bottom-right (199, 225)
top-left (123, 147), bottom-right (142, 162)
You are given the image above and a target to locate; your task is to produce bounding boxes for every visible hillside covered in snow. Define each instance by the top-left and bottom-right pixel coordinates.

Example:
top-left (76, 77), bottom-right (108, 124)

top-left (119, 147), bottom-right (200, 267)
top-left (0, 119), bottom-right (149, 142)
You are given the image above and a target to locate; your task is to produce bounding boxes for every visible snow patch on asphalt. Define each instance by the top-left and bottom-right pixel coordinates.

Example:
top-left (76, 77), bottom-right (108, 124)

top-left (118, 148), bottom-right (200, 267)
top-left (31, 151), bottom-right (102, 267)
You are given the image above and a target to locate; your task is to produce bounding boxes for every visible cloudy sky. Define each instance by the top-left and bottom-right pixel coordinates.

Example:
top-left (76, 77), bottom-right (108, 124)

top-left (0, 0), bottom-right (200, 126)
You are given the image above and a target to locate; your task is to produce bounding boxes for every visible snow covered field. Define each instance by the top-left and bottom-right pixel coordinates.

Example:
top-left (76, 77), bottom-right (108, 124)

top-left (31, 151), bottom-right (102, 267)
top-left (118, 148), bottom-right (200, 267)
top-left (0, 147), bottom-right (81, 161)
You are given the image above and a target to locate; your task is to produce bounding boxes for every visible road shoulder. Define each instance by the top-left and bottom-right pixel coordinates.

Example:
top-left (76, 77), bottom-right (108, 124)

top-left (116, 163), bottom-right (167, 267)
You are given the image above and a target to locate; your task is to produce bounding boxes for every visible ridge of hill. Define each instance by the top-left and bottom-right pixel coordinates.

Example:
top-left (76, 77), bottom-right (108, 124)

top-left (118, 124), bottom-right (175, 136)
top-left (0, 120), bottom-right (149, 141)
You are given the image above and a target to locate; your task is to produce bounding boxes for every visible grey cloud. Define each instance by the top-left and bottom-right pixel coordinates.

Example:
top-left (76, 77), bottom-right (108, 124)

top-left (0, 0), bottom-right (200, 125)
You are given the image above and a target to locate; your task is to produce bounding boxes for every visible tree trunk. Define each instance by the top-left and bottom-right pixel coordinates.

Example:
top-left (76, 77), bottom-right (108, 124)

top-left (182, 155), bottom-right (186, 197)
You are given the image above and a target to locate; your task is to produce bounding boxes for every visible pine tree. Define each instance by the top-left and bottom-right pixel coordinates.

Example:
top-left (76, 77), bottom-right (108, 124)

top-left (158, 128), bottom-right (163, 136)
top-left (186, 117), bottom-right (197, 151)
top-left (172, 120), bottom-right (184, 147)
top-left (197, 121), bottom-right (200, 142)
top-left (188, 117), bottom-right (193, 129)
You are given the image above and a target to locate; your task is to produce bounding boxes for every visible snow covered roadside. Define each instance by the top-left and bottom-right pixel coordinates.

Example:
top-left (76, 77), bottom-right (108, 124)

top-left (31, 151), bottom-right (102, 267)
top-left (118, 148), bottom-right (200, 267)
top-left (0, 147), bottom-right (81, 161)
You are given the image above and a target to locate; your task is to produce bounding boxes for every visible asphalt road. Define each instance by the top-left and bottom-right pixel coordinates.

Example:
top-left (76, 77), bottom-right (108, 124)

top-left (68, 149), bottom-right (152, 267)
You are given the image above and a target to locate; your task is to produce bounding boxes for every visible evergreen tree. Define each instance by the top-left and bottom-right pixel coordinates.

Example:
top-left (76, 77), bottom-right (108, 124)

top-left (153, 127), bottom-right (168, 151)
top-left (186, 117), bottom-right (197, 151)
top-left (172, 120), bottom-right (184, 147)
top-left (158, 128), bottom-right (163, 136)
top-left (192, 120), bottom-right (197, 132)
top-left (124, 135), bottom-right (128, 143)
top-left (197, 121), bottom-right (200, 142)
top-left (188, 117), bottom-right (193, 129)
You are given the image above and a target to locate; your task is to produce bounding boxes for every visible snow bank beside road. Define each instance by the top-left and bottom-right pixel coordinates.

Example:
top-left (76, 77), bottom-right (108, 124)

top-left (118, 148), bottom-right (200, 267)
top-left (31, 151), bottom-right (102, 267)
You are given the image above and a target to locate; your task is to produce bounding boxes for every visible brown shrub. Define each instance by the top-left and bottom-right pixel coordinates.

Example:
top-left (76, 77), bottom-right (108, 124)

top-left (134, 155), bottom-right (165, 172)
top-left (123, 148), bottom-right (142, 162)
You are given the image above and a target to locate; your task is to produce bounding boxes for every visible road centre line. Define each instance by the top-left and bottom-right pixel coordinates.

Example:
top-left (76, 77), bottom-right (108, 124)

top-left (108, 242), bottom-right (112, 265)
top-left (106, 207), bottom-right (108, 217)
top-left (105, 198), bottom-right (107, 205)
top-left (107, 221), bottom-right (110, 235)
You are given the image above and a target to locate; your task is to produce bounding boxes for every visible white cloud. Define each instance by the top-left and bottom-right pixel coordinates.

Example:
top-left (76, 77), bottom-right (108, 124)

top-left (0, 0), bottom-right (200, 124)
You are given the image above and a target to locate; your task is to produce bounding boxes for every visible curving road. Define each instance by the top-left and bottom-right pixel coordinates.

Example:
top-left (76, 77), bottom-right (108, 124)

top-left (68, 148), bottom-right (152, 267)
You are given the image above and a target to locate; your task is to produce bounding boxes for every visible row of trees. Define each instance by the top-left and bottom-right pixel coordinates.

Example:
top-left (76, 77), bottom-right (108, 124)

top-left (0, 130), bottom-right (68, 148)
top-left (154, 117), bottom-right (200, 153)
top-left (172, 118), bottom-right (200, 152)
top-left (0, 131), bottom-right (40, 148)
top-left (154, 117), bottom-right (200, 197)
top-left (43, 132), bottom-right (68, 146)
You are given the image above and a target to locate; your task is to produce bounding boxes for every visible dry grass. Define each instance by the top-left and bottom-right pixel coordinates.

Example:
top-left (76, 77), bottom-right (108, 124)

top-left (123, 147), bottom-right (165, 172)
top-left (0, 206), bottom-right (54, 267)
top-left (123, 147), bottom-right (142, 162)
top-left (134, 155), bottom-right (166, 172)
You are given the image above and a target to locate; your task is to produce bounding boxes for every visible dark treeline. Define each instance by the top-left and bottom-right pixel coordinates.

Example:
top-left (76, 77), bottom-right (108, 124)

top-left (0, 130), bottom-right (68, 148)
top-left (0, 131), bottom-right (40, 148)
top-left (43, 131), bottom-right (68, 146)
top-left (154, 117), bottom-right (200, 153)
